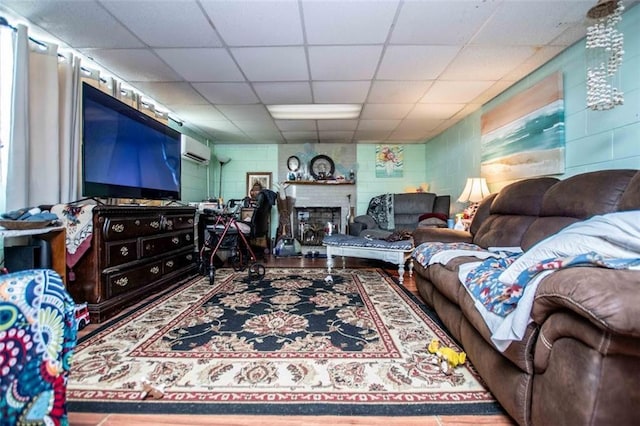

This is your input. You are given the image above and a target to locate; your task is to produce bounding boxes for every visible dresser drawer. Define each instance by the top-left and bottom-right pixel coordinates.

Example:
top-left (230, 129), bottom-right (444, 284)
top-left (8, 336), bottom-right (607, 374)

top-left (140, 230), bottom-right (193, 258)
top-left (162, 249), bottom-right (196, 275)
top-left (105, 239), bottom-right (138, 267)
top-left (164, 214), bottom-right (195, 231)
top-left (102, 216), bottom-right (163, 241)
top-left (105, 260), bottom-right (163, 298)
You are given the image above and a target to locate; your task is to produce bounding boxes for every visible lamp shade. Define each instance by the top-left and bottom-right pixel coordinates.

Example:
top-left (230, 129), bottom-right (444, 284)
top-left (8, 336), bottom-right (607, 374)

top-left (216, 154), bottom-right (231, 165)
top-left (457, 178), bottom-right (491, 203)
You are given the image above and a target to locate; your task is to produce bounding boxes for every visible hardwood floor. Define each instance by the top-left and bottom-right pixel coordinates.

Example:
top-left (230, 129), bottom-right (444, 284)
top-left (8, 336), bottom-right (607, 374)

top-left (71, 254), bottom-right (515, 426)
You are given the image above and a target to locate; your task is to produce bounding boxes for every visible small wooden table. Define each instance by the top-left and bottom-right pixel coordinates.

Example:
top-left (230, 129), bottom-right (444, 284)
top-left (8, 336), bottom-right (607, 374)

top-left (323, 235), bottom-right (414, 285)
top-left (0, 226), bottom-right (67, 284)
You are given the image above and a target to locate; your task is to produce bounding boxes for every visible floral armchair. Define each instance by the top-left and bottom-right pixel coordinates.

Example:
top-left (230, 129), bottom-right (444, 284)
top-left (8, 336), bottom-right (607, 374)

top-left (0, 269), bottom-right (77, 425)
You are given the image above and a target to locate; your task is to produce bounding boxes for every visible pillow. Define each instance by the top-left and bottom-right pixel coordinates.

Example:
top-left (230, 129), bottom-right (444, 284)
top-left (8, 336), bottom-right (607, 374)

top-left (499, 212), bottom-right (640, 284)
top-left (418, 212), bottom-right (448, 222)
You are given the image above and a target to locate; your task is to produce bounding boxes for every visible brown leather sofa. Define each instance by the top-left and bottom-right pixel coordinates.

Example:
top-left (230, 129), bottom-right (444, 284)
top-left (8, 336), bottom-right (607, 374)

top-left (412, 169), bottom-right (640, 426)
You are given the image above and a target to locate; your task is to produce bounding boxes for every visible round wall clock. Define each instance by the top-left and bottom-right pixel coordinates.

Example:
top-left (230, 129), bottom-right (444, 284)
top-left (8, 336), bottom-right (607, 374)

top-left (287, 155), bottom-right (300, 172)
top-left (309, 154), bottom-right (335, 180)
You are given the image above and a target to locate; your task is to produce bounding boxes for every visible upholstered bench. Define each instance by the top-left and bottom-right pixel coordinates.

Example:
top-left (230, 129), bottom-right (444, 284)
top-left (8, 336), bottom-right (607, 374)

top-left (322, 234), bottom-right (414, 284)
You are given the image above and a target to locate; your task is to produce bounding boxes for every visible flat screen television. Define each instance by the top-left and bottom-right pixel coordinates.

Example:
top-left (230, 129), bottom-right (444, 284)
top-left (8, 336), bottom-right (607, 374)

top-left (81, 82), bottom-right (181, 201)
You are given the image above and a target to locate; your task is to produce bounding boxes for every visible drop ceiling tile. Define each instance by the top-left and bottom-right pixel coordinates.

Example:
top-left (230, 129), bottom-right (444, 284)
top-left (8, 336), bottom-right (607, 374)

top-left (472, 81), bottom-right (516, 105)
top-left (101, 1), bottom-right (221, 48)
top-left (361, 104), bottom-right (413, 119)
top-left (309, 46), bottom-right (383, 80)
top-left (232, 47), bottom-right (309, 81)
top-left (282, 131), bottom-right (319, 141)
top-left (216, 105), bottom-right (272, 122)
top-left (244, 132), bottom-right (285, 143)
top-left (201, 1), bottom-right (303, 46)
top-left (2, 1), bottom-right (143, 49)
top-left (377, 46), bottom-right (461, 80)
top-left (173, 105), bottom-right (227, 122)
top-left (318, 131), bottom-right (355, 142)
top-left (196, 120), bottom-right (242, 134)
top-left (420, 81), bottom-right (495, 104)
top-left (439, 46), bottom-right (536, 80)
top-left (317, 120), bottom-right (358, 131)
top-left (192, 83), bottom-right (259, 104)
top-left (80, 48), bottom-right (182, 81)
top-left (407, 104), bottom-right (465, 120)
top-left (129, 82), bottom-right (208, 105)
top-left (302, 0), bottom-right (399, 44)
top-left (353, 130), bottom-right (392, 140)
top-left (357, 120), bottom-right (401, 131)
top-left (233, 120), bottom-right (279, 132)
top-left (275, 120), bottom-right (318, 131)
top-left (155, 48), bottom-right (244, 82)
top-left (391, 0), bottom-right (499, 45)
top-left (367, 81), bottom-right (432, 104)
top-left (254, 83), bottom-right (313, 104)
top-left (473, 1), bottom-right (589, 46)
top-left (389, 119), bottom-right (444, 141)
top-left (312, 81), bottom-right (371, 103)
top-left (503, 46), bottom-right (567, 82)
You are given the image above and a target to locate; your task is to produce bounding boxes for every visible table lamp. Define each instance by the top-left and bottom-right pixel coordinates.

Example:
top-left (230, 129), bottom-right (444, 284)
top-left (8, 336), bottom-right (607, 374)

top-left (457, 177), bottom-right (490, 220)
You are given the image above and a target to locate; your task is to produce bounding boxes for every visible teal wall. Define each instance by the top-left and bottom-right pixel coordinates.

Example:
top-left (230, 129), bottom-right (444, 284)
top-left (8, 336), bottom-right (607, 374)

top-left (426, 4), bottom-right (640, 216)
top-left (354, 144), bottom-right (428, 215)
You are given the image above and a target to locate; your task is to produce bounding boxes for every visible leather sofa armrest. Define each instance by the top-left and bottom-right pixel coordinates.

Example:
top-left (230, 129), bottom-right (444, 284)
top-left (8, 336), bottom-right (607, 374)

top-left (354, 215), bottom-right (378, 230)
top-left (412, 227), bottom-right (473, 246)
top-left (532, 267), bottom-right (640, 338)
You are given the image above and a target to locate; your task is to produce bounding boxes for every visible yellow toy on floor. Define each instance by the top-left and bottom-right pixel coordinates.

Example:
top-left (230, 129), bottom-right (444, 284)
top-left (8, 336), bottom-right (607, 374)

top-left (427, 338), bottom-right (467, 375)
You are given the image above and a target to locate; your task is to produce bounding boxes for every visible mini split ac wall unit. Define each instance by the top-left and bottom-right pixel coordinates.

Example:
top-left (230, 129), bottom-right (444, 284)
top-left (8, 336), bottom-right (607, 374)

top-left (181, 135), bottom-right (211, 165)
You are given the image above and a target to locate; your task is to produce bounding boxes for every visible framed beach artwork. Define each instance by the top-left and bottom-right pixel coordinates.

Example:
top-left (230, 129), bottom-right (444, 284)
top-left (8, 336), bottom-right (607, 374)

top-left (480, 72), bottom-right (565, 183)
top-left (375, 145), bottom-right (404, 178)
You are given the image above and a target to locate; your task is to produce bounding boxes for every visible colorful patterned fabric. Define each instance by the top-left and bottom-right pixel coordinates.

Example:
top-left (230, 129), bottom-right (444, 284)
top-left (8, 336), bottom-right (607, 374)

top-left (464, 252), bottom-right (640, 317)
top-left (412, 242), bottom-right (486, 267)
top-left (366, 193), bottom-right (394, 230)
top-left (0, 269), bottom-right (77, 425)
top-left (462, 253), bottom-right (522, 317)
top-left (51, 204), bottom-right (95, 269)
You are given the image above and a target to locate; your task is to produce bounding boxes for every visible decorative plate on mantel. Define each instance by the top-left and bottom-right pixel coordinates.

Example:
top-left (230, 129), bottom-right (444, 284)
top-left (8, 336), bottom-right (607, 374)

top-left (309, 155), bottom-right (335, 180)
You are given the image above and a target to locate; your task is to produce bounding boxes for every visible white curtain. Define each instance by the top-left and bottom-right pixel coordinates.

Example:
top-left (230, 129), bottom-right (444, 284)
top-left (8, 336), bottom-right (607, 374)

top-left (4, 24), bottom-right (82, 211)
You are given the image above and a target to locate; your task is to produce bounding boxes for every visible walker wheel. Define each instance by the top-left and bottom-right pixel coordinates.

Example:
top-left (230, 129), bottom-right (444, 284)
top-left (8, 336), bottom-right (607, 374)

top-left (248, 263), bottom-right (266, 281)
top-left (209, 266), bottom-right (216, 285)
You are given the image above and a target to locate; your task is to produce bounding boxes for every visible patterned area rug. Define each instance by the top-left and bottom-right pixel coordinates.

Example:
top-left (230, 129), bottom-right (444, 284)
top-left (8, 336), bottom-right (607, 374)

top-left (67, 268), bottom-right (503, 416)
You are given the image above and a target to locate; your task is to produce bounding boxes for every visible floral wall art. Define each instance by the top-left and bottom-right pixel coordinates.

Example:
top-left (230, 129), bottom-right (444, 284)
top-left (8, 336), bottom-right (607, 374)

top-left (375, 145), bottom-right (403, 178)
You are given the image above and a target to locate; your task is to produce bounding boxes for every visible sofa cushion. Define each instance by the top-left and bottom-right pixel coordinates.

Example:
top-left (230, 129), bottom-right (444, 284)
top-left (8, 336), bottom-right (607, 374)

top-left (394, 192), bottom-right (437, 231)
top-left (619, 170), bottom-right (640, 211)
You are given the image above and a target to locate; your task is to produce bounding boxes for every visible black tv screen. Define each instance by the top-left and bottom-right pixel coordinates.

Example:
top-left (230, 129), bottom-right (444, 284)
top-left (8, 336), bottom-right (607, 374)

top-left (82, 82), bottom-right (181, 201)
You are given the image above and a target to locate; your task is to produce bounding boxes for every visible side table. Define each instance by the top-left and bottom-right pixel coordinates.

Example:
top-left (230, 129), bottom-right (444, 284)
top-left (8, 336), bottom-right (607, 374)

top-left (0, 226), bottom-right (67, 284)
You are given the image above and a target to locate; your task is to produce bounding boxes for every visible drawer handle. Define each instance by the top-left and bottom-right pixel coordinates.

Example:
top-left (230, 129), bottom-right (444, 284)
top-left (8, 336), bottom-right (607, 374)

top-left (165, 260), bottom-right (174, 268)
top-left (150, 221), bottom-right (160, 229)
top-left (135, 219), bottom-right (140, 226)
top-left (150, 266), bottom-right (160, 274)
top-left (186, 254), bottom-right (193, 260)
top-left (120, 246), bottom-right (129, 256)
top-left (172, 237), bottom-right (179, 244)
top-left (186, 234), bottom-right (191, 241)
top-left (145, 243), bottom-right (152, 251)
top-left (188, 218), bottom-right (194, 224)
top-left (115, 277), bottom-right (128, 287)
top-left (112, 223), bottom-right (125, 233)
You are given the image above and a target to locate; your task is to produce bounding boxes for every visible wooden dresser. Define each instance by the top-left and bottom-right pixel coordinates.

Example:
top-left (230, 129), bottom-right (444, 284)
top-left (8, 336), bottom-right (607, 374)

top-left (69, 205), bottom-right (197, 322)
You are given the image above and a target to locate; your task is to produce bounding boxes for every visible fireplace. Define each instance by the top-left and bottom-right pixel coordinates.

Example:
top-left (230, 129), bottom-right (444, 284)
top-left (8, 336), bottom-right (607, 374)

top-left (294, 207), bottom-right (341, 246)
